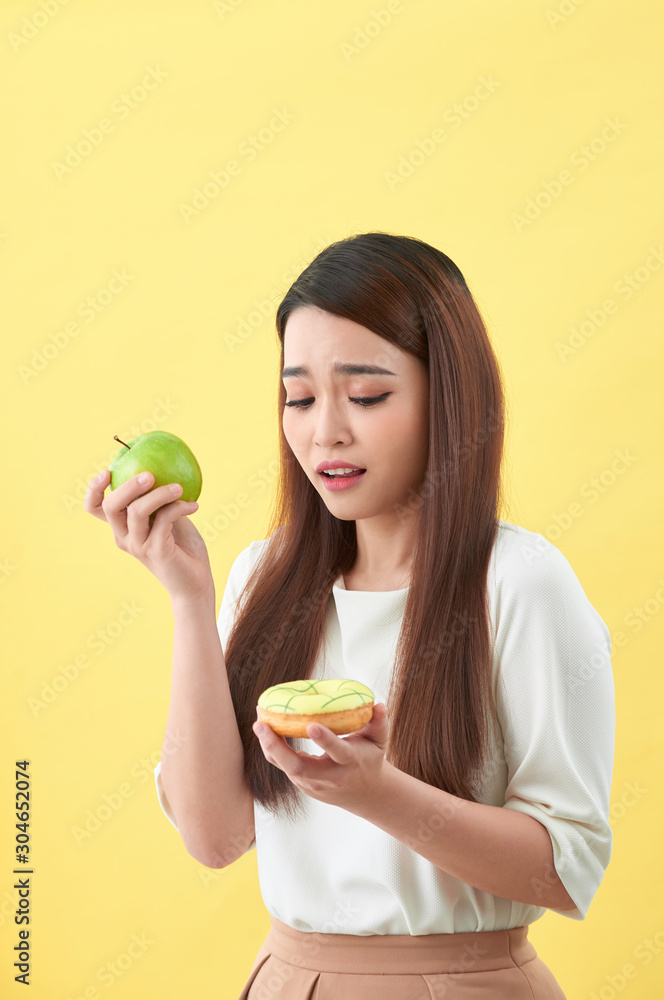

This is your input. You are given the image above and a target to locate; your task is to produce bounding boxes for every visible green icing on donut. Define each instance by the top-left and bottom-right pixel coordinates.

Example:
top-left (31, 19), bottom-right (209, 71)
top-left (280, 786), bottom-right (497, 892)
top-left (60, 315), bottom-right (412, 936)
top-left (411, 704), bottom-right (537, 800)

top-left (257, 678), bottom-right (374, 715)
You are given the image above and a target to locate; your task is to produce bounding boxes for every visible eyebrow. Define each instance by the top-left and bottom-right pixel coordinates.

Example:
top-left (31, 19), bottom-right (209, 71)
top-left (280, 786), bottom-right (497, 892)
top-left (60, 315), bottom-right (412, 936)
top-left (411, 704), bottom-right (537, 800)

top-left (281, 362), bottom-right (398, 380)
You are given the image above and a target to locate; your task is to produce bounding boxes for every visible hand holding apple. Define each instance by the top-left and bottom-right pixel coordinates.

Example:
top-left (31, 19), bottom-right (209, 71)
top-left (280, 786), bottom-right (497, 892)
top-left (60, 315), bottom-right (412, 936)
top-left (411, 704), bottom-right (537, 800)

top-left (109, 431), bottom-right (202, 502)
top-left (85, 431), bottom-right (213, 604)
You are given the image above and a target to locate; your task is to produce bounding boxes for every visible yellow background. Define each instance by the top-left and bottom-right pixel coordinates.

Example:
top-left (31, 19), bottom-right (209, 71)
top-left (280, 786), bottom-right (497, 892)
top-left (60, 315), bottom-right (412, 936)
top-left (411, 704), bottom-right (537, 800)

top-left (2, 0), bottom-right (662, 997)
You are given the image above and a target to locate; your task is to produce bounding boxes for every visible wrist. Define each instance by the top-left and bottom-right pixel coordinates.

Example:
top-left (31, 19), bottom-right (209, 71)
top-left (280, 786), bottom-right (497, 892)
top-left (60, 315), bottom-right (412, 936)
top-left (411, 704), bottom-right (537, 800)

top-left (170, 587), bottom-right (216, 615)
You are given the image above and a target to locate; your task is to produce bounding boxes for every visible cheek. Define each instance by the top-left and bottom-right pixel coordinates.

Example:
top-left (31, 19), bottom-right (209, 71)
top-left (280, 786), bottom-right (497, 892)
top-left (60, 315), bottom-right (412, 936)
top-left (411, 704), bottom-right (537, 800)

top-left (380, 411), bottom-right (428, 483)
top-left (282, 413), bottom-right (302, 451)
top-left (283, 415), bottom-right (314, 477)
top-left (402, 403), bottom-right (428, 454)
top-left (382, 408), bottom-right (424, 457)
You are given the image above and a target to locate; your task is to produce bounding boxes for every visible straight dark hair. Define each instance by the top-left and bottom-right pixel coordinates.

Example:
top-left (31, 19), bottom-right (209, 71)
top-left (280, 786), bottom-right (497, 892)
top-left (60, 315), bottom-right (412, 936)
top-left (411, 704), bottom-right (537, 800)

top-left (224, 231), bottom-right (513, 822)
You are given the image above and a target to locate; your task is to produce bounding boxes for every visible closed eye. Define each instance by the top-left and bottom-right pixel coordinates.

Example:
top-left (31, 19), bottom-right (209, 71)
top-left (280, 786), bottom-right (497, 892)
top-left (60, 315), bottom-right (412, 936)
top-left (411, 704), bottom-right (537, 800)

top-left (285, 393), bottom-right (392, 410)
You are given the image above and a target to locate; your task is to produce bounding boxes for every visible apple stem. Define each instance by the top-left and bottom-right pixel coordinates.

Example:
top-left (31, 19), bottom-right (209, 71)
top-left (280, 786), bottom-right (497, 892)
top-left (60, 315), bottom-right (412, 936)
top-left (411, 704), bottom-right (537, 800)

top-left (113, 435), bottom-right (131, 450)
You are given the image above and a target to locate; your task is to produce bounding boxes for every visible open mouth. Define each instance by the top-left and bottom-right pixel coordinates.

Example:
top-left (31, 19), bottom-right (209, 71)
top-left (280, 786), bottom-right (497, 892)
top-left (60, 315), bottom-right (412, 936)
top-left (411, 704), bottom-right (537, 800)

top-left (320, 469), bottom-right (367, 479)
top-left (319, 469), bottom-right (367, 490)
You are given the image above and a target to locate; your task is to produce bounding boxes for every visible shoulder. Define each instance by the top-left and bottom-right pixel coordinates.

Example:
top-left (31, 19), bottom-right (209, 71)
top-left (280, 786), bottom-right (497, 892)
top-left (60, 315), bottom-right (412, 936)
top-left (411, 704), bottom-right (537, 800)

top-left (491, 519), bottom-right (579, 592)
top-left (233, 535), bottom-right (271, 568)
top-left (225, 532), bottom-right (278, 592)
top-left (489, 519), bottom-right (610, 647)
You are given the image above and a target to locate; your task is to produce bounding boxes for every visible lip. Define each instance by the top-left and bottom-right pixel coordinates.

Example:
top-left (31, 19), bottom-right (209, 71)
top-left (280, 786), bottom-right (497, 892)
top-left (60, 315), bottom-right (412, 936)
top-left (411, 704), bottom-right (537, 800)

top-left (319, 469), bottom-right (367, 491)
top-left (315, 460), bottom-right (366, 473)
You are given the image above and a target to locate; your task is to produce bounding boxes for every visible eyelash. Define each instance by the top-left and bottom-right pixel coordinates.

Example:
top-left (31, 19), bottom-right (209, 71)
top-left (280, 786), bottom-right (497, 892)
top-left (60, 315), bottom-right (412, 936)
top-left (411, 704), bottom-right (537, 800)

top-left (284, 393), bottom-right (392, 410)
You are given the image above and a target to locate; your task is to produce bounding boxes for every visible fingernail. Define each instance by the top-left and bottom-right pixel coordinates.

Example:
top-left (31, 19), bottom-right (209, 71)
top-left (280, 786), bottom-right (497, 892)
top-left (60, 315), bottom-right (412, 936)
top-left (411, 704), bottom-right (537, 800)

top-left (96, 470), bottom-right (107, 482)
top-left (138, 473), bottom-right (152, 484)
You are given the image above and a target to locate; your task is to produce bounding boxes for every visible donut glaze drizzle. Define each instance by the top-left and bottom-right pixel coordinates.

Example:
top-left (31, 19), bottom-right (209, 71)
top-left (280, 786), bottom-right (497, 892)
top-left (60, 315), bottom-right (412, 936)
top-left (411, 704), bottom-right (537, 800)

top-left (257, 678), bottom-right (374, 715)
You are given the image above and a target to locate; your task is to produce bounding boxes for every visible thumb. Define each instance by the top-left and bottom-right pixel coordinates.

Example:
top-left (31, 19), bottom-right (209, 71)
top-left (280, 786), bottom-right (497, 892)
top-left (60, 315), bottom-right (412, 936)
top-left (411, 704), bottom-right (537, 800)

top-left (361, 702), bottom-right (389, 749)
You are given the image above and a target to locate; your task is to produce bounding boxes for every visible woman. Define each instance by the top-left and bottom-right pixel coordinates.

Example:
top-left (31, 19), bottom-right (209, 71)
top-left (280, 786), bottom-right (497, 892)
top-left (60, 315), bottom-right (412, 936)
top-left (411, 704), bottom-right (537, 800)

top-left (86, 232), bottom-right (615, 998)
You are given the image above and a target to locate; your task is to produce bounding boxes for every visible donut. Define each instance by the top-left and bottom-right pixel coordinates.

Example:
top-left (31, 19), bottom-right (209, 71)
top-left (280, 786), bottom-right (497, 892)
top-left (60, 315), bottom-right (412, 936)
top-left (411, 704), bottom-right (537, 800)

top-left (257, 678), bottom-right (375, 738)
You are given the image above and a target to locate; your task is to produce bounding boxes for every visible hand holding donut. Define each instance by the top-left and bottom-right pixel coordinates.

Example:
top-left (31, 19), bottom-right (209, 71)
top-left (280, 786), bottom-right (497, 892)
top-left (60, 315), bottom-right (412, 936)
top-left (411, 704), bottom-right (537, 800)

top-left (252, 678), bottom-right (390, 813)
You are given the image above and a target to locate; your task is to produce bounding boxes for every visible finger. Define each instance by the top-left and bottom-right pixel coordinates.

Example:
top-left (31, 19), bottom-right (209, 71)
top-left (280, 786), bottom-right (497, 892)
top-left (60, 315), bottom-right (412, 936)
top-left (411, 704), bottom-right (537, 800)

top-left (360, 702), bottom-right (384, 727)
top-left (125, 484), bottom-right (186, 547)
top-left (146, 499), bottom-right (199, 547)
top-left (360, 703), bottom-right (388, 735)
top-left (100, 471), bottom-right (157, 542)
top-left (305, 723), bottom-right (352, 764)
top-left (83, 469), bottom-right (111, 522)
top-left (253, 723), bottom-right (298, 772)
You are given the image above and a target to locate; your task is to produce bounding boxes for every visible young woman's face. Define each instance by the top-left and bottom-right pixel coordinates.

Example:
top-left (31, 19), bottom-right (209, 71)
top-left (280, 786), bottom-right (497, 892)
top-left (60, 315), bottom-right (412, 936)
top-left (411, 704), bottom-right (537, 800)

top-left (282, 305), bottom-right (429, 521)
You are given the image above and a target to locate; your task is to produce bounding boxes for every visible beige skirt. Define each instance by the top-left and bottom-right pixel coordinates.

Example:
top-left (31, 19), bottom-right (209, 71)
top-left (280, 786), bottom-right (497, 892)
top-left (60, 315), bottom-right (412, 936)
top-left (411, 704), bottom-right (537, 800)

top-left (237, 914), bottom-right (567, 999)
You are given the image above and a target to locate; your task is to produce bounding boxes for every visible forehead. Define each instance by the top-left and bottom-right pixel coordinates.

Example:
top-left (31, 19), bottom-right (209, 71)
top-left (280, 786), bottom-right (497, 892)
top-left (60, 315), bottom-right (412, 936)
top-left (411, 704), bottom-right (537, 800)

top-left (282, 306), bottom-right (404, 376)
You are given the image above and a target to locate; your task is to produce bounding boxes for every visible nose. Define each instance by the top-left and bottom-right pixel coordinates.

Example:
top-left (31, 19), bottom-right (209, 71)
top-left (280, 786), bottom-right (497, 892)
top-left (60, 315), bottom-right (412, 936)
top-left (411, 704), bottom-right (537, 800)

top-left (312, 398), bottom-right (352, 449)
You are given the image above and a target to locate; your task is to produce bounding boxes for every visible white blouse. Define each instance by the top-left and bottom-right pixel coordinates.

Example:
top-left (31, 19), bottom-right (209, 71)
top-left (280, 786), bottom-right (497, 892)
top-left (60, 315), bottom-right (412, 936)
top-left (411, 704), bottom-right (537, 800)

top-left (154, 519), bottom-right (615, 934)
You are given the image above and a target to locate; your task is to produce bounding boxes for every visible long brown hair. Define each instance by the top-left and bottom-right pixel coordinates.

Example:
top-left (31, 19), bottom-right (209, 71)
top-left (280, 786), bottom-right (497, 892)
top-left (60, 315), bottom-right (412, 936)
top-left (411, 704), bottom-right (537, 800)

top-left (225, 231), bottom-right (513, 822)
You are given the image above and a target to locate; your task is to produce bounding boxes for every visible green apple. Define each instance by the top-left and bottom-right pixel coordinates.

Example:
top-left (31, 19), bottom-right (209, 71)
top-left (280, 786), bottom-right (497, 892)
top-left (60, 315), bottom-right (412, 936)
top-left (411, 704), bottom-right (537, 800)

top-left (109, 431), bottom-right (202, 502)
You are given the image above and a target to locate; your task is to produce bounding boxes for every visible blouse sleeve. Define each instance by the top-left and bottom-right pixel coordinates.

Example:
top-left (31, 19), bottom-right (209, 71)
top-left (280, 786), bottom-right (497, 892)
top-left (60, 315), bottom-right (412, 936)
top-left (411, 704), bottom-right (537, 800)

top-left (153, 539), bottom-right (264, 852)
top-left (494, 533), bottom-right (615, 920)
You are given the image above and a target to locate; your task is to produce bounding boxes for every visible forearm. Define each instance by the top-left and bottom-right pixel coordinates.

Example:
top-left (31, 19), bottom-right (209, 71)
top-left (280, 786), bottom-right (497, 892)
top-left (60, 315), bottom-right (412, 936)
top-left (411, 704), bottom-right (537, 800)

top-left (159, 588), bottom-right (248, 862)
top-left (351, 761), bottom-right (577, 912)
